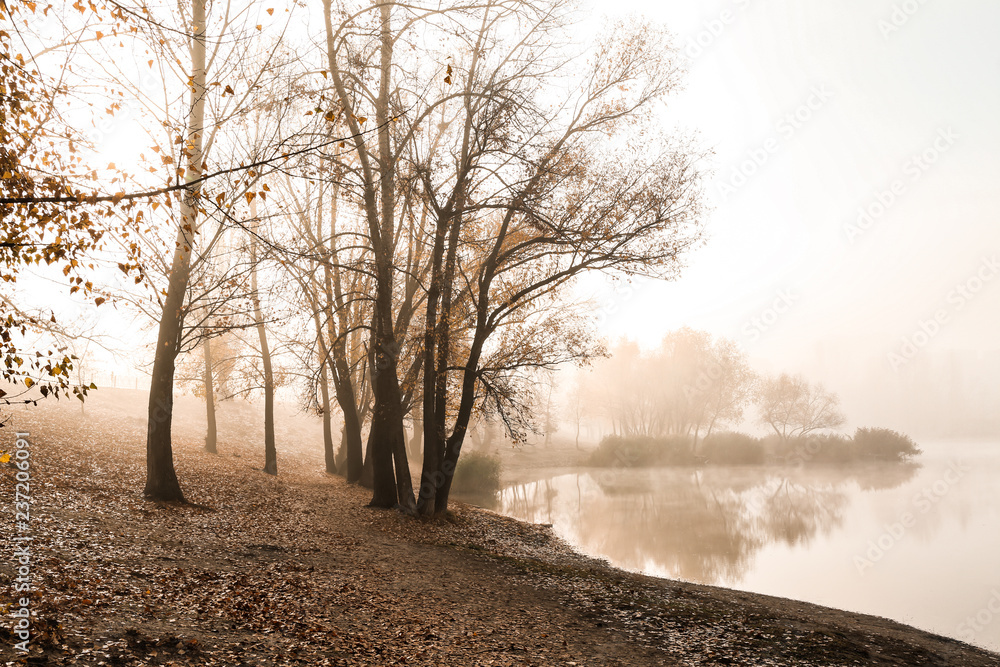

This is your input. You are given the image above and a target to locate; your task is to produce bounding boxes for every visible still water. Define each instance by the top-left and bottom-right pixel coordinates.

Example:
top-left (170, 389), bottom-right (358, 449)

top-left (493, 440), bottom-right (1000, 653)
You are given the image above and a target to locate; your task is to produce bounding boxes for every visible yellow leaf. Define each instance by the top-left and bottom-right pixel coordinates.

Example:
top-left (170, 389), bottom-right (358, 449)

top-left (256, 24), bottom-right (262, 31)
top-left (0, 453), bottom-right (9, 464)
top-left (25, 378), bottom-right (35, 388)
top-left (245, 192), bottom-right (256, 204)
top-left (266, 7), bottom-right (274, 15)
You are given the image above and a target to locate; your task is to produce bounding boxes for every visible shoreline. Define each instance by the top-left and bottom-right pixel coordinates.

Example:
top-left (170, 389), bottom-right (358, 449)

top-left (439, 498), bottom-right (1000, 666)
top-left (457, 495), bottom-right (994, 651)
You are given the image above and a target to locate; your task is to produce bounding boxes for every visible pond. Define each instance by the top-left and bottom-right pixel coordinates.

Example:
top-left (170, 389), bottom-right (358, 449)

top-left (486, 440), bottom-right (1000, 653)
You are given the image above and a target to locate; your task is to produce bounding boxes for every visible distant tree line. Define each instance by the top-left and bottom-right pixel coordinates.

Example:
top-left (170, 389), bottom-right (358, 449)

top-left (575, 331), bottom-right (920, 467)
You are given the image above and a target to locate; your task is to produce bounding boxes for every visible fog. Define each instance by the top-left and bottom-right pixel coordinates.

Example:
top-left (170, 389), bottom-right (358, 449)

top-left (580, 0), bottom-right (1000, 439)
top-left (37, 0), bottom-right (1000, 438)
top-left (3, 0), bottom-right (999, 662)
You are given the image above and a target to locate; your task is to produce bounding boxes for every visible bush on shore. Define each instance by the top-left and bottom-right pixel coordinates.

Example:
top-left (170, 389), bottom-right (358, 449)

top-left (768, 433), bottom-right (857, 465)
top-left (586, 427), bottom-right (920, 468)
top-left (700, 431), bottom-right (765, 465)
top-left (852, 427), bottom-right (921, 462)
top-left (586, 434), bottom-right (696, 467)
top-left (452, 451), bottom-right (503, 495)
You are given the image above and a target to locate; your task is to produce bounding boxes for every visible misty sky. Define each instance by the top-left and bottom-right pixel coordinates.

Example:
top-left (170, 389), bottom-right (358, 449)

top-left (582, 0), bottom-right (1000, 376)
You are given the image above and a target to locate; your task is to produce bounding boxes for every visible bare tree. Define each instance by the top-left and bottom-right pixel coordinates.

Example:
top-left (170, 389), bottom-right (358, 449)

top-left (413, 9), bottom-right (706, 516)
top-left (142, 0), bottom-right (211, 501)
top-left (278, 174), bottom-right (374, 482)
top-left (757, 373), bottom-right (846, 441)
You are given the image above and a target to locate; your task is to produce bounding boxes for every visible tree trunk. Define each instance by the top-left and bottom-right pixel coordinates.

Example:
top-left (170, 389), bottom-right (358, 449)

top-left (367, 347), bottom-right (398, 507)
top-left (144, 256), bottom-right (187, 501)
top-left (327, 353), bottom-right (364, 482)
top-left (252, 258), bottom-right (277, 476)
top-left (430, 204), bottom-right (519, 515)
top-left (431, 289), bottom-right (495, 515)
top-left (416, 207), bottom-right (448, 513)
top-left (359, 436), bottom-right (374, 489)
top-left (312, 312), bottom-right (340, 476)
top-left (335, 425), bottom-right (348, 472)
top-left (144, 0), bottom-right (207, 502)
top-left (203, 335), bottom-right (217, 454)
top-left (319, 362), bottom-right (335, 474)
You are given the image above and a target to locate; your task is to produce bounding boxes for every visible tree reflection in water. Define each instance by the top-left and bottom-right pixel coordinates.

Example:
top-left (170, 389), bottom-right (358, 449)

top-left (494, 464), bottom-right (919, 586)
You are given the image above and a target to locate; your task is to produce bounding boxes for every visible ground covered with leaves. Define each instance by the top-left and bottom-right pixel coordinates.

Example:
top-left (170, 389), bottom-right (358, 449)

top-left (1, 390), bottom-right (998, 666)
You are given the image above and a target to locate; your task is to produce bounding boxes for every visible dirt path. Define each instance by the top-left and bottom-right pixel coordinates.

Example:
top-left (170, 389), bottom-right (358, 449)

top-left (1, 397), bottom-right (997, 666)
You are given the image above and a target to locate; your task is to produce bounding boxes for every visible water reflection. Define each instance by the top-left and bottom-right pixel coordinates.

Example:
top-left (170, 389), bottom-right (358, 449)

top-left (495, 464), bottom-right (918, 586)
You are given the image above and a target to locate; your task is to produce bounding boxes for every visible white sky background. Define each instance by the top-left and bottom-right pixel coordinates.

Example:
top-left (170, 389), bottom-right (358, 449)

top-left (579, 0), bottom-right (1000, 378)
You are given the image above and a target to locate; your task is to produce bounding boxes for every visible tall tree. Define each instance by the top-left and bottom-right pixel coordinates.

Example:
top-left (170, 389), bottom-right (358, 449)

top-left (143, 0), bottom-right (209, 501)
top-left (414, 10), bottom-right (705, 516)
top-left (248, 203), bottom-right (278, 475)
top-left (133, 0), bottom-right (305, 499)
top-left (323, 0), bottom-right (424, 509)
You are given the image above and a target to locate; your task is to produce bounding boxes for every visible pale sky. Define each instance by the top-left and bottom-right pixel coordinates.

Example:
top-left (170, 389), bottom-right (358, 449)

top-left (583, 0), bottom-right (1000, 378)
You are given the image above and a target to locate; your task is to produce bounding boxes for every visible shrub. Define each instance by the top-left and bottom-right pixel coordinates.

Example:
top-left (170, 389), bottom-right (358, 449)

top-left (699, 432), bottom-right (765, 465)
top-left (813, 433), bottom-right (857, 463)
top-left (778, 433), bottom-right (856, 465)
top-left (586, 434), bottom-right (695, 467)
top-left (853, 427), bottom-right (921, 462)
top-left (452, 451), bottom-right (503, 495)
